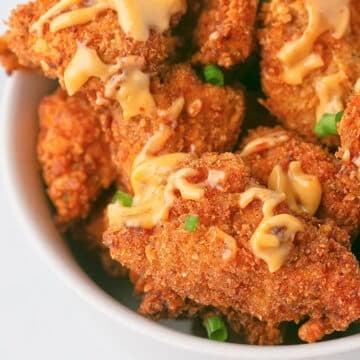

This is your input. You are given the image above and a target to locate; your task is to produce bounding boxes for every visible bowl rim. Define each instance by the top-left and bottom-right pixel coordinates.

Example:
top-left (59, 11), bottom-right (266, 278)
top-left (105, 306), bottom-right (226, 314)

top-left (2, 72), bottom-right (360, 360)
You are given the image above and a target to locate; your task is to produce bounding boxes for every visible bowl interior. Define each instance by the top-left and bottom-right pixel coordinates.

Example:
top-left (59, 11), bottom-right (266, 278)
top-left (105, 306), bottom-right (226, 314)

top-left (2, 72), bottom-right (360, 360)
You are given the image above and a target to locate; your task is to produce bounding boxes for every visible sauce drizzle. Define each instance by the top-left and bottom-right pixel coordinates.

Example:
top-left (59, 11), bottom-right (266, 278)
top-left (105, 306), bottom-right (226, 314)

top-left (239, 187), bottom-right (303, 272)
top-left (277, 0), bottom-right (350, 85)
top-left (30, 0), bottom-right (186, 41)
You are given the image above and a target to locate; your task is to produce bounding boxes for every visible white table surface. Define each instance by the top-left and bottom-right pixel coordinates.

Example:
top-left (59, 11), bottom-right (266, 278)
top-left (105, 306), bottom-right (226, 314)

top-left (0, 2), bottom-right (136, 359)
top-left (0, 2), bottom-right (359, 360)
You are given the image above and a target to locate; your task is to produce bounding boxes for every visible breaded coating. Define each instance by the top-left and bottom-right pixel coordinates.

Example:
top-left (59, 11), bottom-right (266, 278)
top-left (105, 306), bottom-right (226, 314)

top-left (135, 275), bottom-right (201, 319)
top-left (239, 126), bottom-right (360, 237)
top-left (70, 194), bottom-right (127, 278)
top-left (5, 0), bottom-right (183, 102)
top-left (224, 310), bottom-right (282, 345)
top-left (0, 34), bottom-right (25, 73)
top-left (104, 153), bottom-right (360, 343)
top-left (258, 0), bottom-right (360, 143)
top-left (133, 274), bottom-right (283, 344)
top-left (37, 89), bottom-right (116, 224)
top-left (101, 63), bottom-right (245, 190)
top-left (193, 0), bottom-right (259, 67)
top-left (338, 94), bottom-right (360, 163)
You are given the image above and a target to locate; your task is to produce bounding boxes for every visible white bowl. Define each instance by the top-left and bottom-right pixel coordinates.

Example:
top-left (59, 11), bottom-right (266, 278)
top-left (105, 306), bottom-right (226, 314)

top-left (2, 72), bottom-right (360, 360)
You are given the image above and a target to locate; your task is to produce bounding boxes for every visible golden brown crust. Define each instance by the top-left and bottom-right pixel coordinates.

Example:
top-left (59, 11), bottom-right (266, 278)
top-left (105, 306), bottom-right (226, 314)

top-left (239, 126), bottom-right (360, 237)
top-left (0, 34), bottom-right (26, 73)
top-left (224, 310), bottom-right (283, 345)
top-left (258, 0), bottom-right (360, 144)
top-left (37, 89), bottom-right (116, 224)
top-left (135, 274), bottom-right (283, 345)
top-left (101, 63), bottom-right (245, 190)
top-left (137, 277), bottom-right (201, 319)
top-left (338, 94), bottom-right (360, 158)
top-left (193, 0), bottom-right (259, 67)
top-left (104, 152), bottom-right (359, 343)
top-left (5, 0), bottom-right (181, 104)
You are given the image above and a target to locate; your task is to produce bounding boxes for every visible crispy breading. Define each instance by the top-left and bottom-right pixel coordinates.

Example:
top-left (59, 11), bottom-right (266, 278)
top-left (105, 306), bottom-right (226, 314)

top-left (0, 34), bottom-right (25, 73)
top-left (4, 0), bottom-right (183, 104)
top-left (239, 126), bottom-right (360, 237)
top-left (104, 152), bottom-right (360, 343)
top-left (37, 89), bottom-right (116, 224)
top-left (193, 0), bottom-right (259, 67)
top-left (258, 0), bottom-right (360, 143)
top-left (136, 276), bottom-right (201, 319)
top-left (101, 63), bottom-right (245, 190)
top-left (134, 274), bottom-right (283, 344)
top-left (338, 94), bottom-right (360, 161)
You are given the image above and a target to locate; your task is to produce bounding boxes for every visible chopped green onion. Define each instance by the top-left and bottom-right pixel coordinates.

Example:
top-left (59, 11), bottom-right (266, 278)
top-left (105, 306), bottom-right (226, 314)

top-left (112, 191), bottom-right (133, 207)
top-left (205, 316), bottom-right (228, 342)
top-left (314, 111), bottom-right (343, 138)
top-left (203, 64), bottom-right (224, 86)
top-left (184, 215), bottom-right (199, 232)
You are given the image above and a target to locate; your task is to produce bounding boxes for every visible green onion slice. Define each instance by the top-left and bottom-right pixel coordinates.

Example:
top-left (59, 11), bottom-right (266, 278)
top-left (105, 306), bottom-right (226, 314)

top-left (205, 316), bottom-right (228, 342)
top-left (112, 191), bottom-right (133, 207)
top-left (184, 215), bottom-right (199, 232)
top-left (314, 111), bottom-right (343, 138)
top-left (203, 64), bottom-right (224, 86)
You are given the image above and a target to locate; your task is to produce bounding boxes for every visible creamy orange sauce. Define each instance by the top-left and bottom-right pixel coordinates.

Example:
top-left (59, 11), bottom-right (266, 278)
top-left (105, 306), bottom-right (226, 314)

top-left (354, 78), bottom-right (360, 93)
top-left (107, 153), bottom-right (189, 229)
top-left (64, 46), bottom-right (155, 120)
top-left (108, 125), bottom-right (206, 229)
top-left (240, 132), bottom-right (289, 157)
top-left (315, 71), bottom-right (346, 121)
top-left (133, 124), bottom-right (174, 169)
top-left (239, 187), bottom-right (303, 272)
top-left (64, 46), bottom-right (109, 96)
top-left (268, 162), bottom-right (322, 216)
top-left (50, 2), bottom-right (109, 33)
top-left (107, 122), bottom-right (229, 230)
top-left (352, 156), bottom-right (360, 180)
top-left (106, 56), bottom-right (156, 120)
top-left (30, 0), bottom-right (79, 34)
top-left (206, 170), bottom-right (226, 190)
top-left (208, 227), bottom-right (238, 263)
top-left (277, 0), bottom-right (350, 85)
top-left (108, 155), bottom-right (227, 229)
top-left (157, 97), bottom-right (185, 125)
top-left (30, 0), bottom-right (186, 41)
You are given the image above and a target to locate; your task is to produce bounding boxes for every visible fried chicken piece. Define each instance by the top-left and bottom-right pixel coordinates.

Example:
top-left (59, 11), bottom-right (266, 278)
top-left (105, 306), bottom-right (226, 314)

top-left (134, 275), bottom-right (201, 319)
top-left (193, 0), bottom-right (259, 67)
top-left (258, 0), bottom-right (360, 143)
top-left (70, 193), bottom-right (127, 278)
top-left (337, 94), bottom-right (360, 167)
top-left (4, 0), bottom-right (184, 104)
top-left (134, 274), bottom-right (282, 344)
top-left (0, 34), bottom-right (25, 73)
top-left (224, 310), bottom-right (283, 345)
top-left (37, 88), bottom-right (116, 224)
top-left (101, 63), bottom-right (245, 190)
top-left (104, 152), bottom-right (360, 343)
top-left (239, 126), bottom-right (360, 237)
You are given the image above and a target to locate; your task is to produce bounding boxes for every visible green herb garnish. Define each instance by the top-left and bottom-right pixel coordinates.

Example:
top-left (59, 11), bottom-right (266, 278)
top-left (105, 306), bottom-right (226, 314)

top-left (314, 111), bottom-right (343, 138)
top-left (203, 64), bottom-right (224, 86)
top-left (205, 316), bottom-right (228, 342)
top-left (184, 215), bottom-right (199, 232)
top-left (112, 191), bottom-right (133, 207)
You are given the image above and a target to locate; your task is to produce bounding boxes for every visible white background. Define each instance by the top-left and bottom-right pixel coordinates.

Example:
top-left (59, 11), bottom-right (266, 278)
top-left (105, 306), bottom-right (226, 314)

top-left (0, 2), bottom-right (136, 359)
top-left (0, 2), bottom-right (359, 360)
